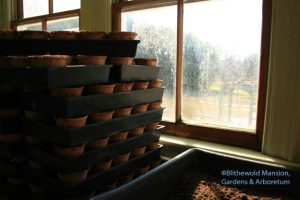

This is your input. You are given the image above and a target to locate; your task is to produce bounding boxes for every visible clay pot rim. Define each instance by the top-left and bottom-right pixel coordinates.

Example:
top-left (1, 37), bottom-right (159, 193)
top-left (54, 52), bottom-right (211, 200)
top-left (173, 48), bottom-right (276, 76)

top-left (29, 55), bottom-right (71, 60)
top-left (134, 58), bottom-right (157, 61)
top-left (109, 31), bottom-right (137, 38)
top-left (53, 142), bottom-right (86, 149)
top-left (76, 55), bottom-right (107, 59)
top-left (55, 115), bottom-right (88, 120)
top-left (110, 56), bottom-right (134, 61)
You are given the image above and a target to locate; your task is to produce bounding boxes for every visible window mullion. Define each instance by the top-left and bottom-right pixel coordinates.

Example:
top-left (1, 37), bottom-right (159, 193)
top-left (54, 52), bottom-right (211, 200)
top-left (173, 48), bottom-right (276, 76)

top-left (175, 0), bottom-right (183, 122)
top-left (17, 0), bottom-right (24, 19)
top-left (49, 0), bottom-right (53, 14)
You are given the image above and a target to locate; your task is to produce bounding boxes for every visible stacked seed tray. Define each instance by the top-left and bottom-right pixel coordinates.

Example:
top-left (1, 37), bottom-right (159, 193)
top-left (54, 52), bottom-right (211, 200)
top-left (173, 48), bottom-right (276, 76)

top-left (0, 82), bottom-right (27, 199)
top-left (0, 34), bottom-right (164, 200)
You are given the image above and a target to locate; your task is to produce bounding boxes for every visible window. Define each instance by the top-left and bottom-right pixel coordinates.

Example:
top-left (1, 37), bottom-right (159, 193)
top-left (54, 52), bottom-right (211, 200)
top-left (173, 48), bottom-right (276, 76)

top-left (122, 6), bottom-right (177, 122)
top-left (13, 0), bottom-right (80, 31)
top-left (115, 0), bottom-right (272, 149)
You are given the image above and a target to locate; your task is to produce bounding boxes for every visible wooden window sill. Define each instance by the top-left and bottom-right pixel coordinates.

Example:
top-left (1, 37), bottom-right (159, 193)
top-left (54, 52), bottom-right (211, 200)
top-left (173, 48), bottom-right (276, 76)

top-left (159, 134), bottom-right (300, 169)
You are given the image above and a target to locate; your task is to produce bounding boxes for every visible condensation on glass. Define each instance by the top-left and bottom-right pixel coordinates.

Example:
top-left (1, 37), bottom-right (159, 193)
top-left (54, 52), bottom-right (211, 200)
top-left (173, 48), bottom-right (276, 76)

top-left (23, 0), bottom-right (48, 18)
top-left (182, 0), bottom-right (262, 131)
top-left (17, 22), bottom-right (42, 31)
top-left (53, 0), bottom-right (80, 13)
top-left (122, 6), bottom-right (177, 122)
top-left (47, 16), bottom-right (79, 31)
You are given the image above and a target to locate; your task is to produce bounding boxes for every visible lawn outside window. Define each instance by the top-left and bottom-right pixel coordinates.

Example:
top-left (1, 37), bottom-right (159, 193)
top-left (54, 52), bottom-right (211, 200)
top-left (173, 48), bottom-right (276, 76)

top-left (114, 0), bottom-right (272, 149)
top-left (12, 0), bottom-right (80, 31)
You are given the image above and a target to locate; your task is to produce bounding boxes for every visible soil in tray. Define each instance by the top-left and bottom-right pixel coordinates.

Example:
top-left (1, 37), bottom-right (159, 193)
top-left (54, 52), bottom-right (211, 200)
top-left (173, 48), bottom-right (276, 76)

top-left (165, 170), bottom-right (282, 200)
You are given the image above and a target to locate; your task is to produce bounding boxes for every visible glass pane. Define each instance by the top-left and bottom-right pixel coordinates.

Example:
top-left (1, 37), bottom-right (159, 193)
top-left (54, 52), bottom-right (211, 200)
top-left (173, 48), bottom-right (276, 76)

top-left (17, 22), bottom-right (42, 31)
top-left (53, 0), bottom-right (80, 13)
top-left (122, 6), bottom-right (177, 122)
top-left (23, 0), bottom-right (48, 18)
top-left (182, 0), bottom-right (262, 131)
top-left (47, 16), bottom-right (79, 31)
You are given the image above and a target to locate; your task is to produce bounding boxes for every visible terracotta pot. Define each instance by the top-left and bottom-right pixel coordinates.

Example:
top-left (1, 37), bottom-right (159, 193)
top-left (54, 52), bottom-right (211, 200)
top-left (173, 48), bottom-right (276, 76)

top-left (24, 110), bottom-right (43, 120)
top-left (0, 30), bottom-right (18, 39)
top-left (128, 126), bottom-right (145, 138)
top-left (29, 55), bottom-right (71, 68)
top-left (10, 56), bottom-right (29, 68)
top-left (55, 115), bottom-right (87, 128)
top-left (147, 141), bottom-right (159, 151)
top-left (7, 176), bottom-right (25, 186)
top-left (87, 137), bottom-right (109, 149)
top-left (145, 121), bottom-right (160, 131)
top-left (88, 110), bottom-right (114, 123)
top-left (112, 152), bottom-right (131, 165)
top-left (0, 56), bottom-right (10, 67)
top-left (0, 85), bottom-right (14, 92)
top-left (50, 86), bottom-right (84, 97)
top-left (148, 79), bottom-right (163, 88)
top-left (109, 32), bottom-right (137, 40)
top-left (25, 135), bottom-right (41, 145)
top-left (28, 160), bottom-right (43, 171)
top-left (76, 55), bottom-right (107, 65)
top-left (135, 164), bottom-right (150, 177)
top-left (114, 107), bottom-right (132, 118)
top-left (109, 131), bottom-right (128, 143)
top-left (50, 31), bottom-right (78, 40)
top-left (53, 143), bottom-right (86, 157)
top-left (110, 57), bottom-right (133, 65)
top-left (150, 157), bottom-right (161, 169)
top-left (118, 170), bottom-right (134, 185)
top-left (134, 58), bottom-right (157, 66)
top-left (130, 146), bottom-right (146, 158)
top-left (0, 133), bottom-right (21, 143)
top-left (19, 30), bottom-right (49, 39)
top-left (78, 31), bottom-right (106, 40)
top-left (0, 109), bottom-right (19, 118)
top-left (148, 101), bottom-right (163, 110)
top-left (85, 84), bottom-right (115, 94)
top-left (57, 168), bottom-right (89, 183)
top-left (28, 182), bottom-right (43, 193)
top-left (132, 103), bottom-right (149, 114)
top-left (114, 82), bottom-right (134, 92)
top-left (93, 158), bottom-right (112, 172)
top-left (133, 81), bottom-right (149, 90)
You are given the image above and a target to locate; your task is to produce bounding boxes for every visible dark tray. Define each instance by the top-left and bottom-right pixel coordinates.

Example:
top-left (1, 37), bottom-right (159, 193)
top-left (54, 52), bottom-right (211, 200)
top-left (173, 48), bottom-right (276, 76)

top-left (24, 146), bottom-right (162, 198)
top-left (22, 108), bottom-right (163, 146)
top-left (26, 128), bottom-right (162, 172)
top-left (0, 118), bottom-right (21, 133)
top-left (0, 159), bottom-right (18, 176)
top-left (0, 65), bottom-right (111, 88)
top-left (0, 181), bottom-right (30, 200)
top-left (0, 39), bottom-right (139, 57)
top-left (0, 142), bottom-right (23, 158)
top-left (20, 88), bottom-right (164, 117)
top-left (0, 92), bottom-right (19, 109)
top-left (109, 65), bottom-right (160, 82)
top-left (91, 148), bottom-right (300, 200)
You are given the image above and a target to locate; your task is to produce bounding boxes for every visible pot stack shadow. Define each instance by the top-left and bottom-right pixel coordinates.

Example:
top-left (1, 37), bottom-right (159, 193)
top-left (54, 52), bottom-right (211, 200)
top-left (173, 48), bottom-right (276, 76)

top-left (0, 30), bottom-right (164, 199)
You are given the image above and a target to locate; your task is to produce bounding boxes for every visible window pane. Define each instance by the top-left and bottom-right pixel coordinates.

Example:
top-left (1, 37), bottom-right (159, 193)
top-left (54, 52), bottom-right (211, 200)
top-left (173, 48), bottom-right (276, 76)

top-left (47, 16), bottom-right (79, 31)
top-left (182, 0), bottom-right (262, 131)
top-left (122, 6), bottom-right (177, 122)
top-left (23, 0), bottom-right (48, 18)
top-left (17, 22), bottom-right (42, 31)
top-left (53, 0), bottom-right (80, 13)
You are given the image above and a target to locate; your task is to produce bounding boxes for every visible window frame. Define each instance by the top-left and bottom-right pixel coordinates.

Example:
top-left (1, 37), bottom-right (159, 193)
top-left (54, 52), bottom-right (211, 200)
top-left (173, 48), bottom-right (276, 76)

top-left (12, 0), bottom-right (80, 31)
top-left (113, 0), bottom-right (272, 150)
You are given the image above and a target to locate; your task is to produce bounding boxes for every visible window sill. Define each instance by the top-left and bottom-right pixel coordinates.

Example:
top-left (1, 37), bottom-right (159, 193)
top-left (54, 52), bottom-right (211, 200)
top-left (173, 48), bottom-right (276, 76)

top-left (159, 134), bottom-right (300, 169)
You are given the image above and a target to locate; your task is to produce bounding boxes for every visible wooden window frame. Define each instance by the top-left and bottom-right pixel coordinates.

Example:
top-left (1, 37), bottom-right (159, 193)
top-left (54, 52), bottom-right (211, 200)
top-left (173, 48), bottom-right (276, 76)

top-left (113, 0), bottom-right (272, 150)
top-left (12, 0), bottom-right (80, 30)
